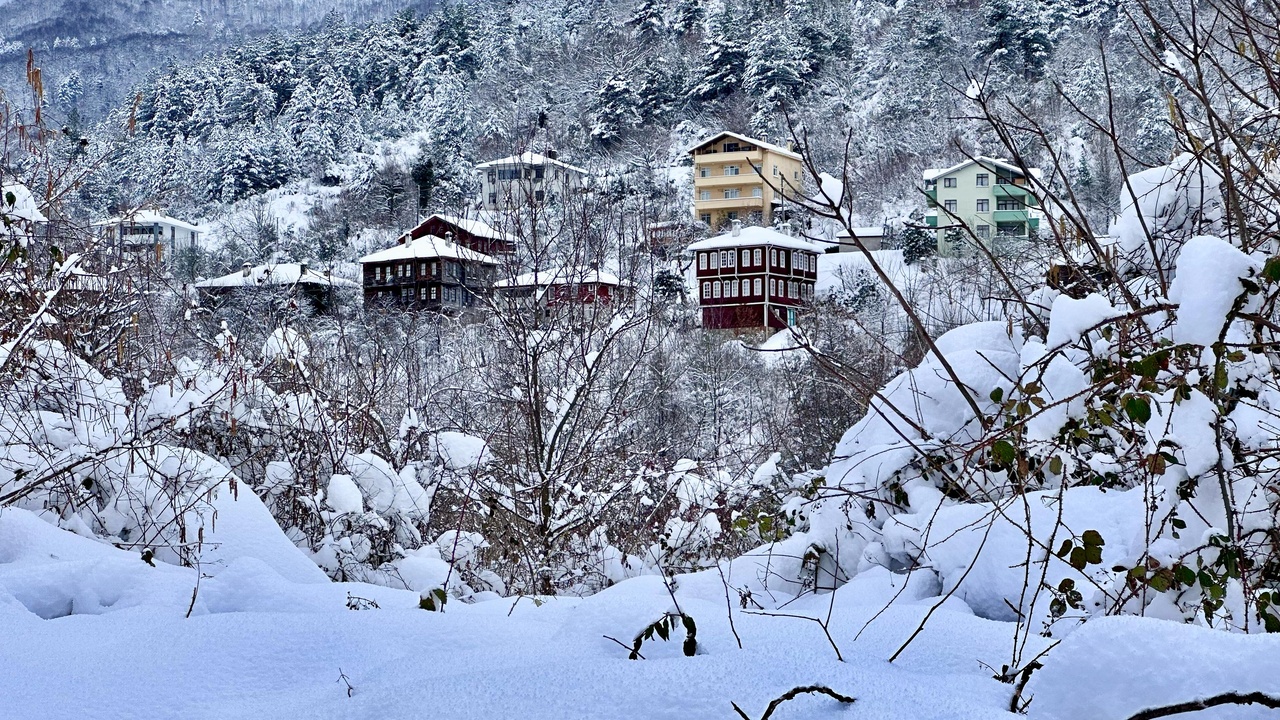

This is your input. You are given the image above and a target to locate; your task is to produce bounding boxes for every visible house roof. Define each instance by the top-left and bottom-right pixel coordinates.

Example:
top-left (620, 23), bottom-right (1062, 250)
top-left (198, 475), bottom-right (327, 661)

top-left (686, 131), bottom-right (802, 161)
top-left (401, 214), bottom-right (514, 244)
top-left (359, 235), bottom-right (499, 265)
top-left (475, 151), bottom-right (587, 174)
top-left (494, 266), bottom-right (623, 289)
top-left (92, 210), bottom-right (201, 233)
top-left (836, 226), bottom-right (886, 238)
top-left (686, 225), bottom-right (825, 253)
top-left (922, 156), bottom-right (1043, 182)
top-left (195, 263), bottom-right (359, 289)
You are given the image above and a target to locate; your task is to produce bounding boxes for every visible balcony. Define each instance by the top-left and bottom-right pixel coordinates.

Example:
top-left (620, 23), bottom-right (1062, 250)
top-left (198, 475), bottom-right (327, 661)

top-left (924, 188), bottom-right (938, 204)
top-left (694, 197), bottom-right (765, 211)
top-left (693, 150), bottom-right (764, 166)
top-left (993, 209), bottom-right (1033, 223)
top-left (695, 173), bottom-right (765, 188)
top-left (994, 185), bottom-right (1037, 207)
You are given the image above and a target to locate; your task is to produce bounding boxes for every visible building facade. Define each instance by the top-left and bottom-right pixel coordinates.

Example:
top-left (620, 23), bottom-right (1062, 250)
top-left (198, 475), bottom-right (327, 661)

top-left (687, 223), bottom-right (821, 331)
top-left (923, 157), bottom-right (1043, 255)
top-left (493, 266), bottom-right (625, 319)
top-left (475, 152), bottom-right (587, 212)
top-left (93, 211), bottom-right (201, 263)
top-left (194, 262), bottom-right (358, 313)
top-left (689, 132), bottom-right (804, 231)
top-left (359, 235), bottom-right (498, 313)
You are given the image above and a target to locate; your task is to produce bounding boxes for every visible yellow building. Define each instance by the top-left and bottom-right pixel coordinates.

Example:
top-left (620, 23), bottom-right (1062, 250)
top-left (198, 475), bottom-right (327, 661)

top-left (689, 131), bottom-right (804, 231)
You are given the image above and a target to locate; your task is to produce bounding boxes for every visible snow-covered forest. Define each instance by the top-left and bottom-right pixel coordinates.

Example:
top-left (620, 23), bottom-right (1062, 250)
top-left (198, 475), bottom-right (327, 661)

top-left (2, 0), bottom-right (1279, 718)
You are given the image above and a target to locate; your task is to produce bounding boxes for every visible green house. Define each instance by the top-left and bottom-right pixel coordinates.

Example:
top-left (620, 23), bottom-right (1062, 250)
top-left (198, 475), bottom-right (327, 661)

top-left (922, 157), bottom-right (1043, 256)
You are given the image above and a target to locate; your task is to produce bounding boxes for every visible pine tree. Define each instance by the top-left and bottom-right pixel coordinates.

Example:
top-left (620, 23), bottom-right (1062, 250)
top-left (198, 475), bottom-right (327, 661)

top-left (690, 5), bottom-right (749, 102)
top-left (627, 0), bottom-right (668, 43)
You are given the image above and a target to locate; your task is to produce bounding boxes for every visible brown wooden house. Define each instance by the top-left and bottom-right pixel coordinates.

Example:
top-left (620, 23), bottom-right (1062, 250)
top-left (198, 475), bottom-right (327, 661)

top-left (360, 235), bottom-right (498, 313)
top-left (397, 214), bottom-right (516, 257)
top-left (687, 222), bottom-right (821, 331)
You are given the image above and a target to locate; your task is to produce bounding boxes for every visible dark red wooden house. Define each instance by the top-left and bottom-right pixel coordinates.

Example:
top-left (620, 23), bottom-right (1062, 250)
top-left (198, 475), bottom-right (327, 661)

top-left (397, 214), bottom-right (516, 257)
top-left (687, 222), bottom-right (821, 330)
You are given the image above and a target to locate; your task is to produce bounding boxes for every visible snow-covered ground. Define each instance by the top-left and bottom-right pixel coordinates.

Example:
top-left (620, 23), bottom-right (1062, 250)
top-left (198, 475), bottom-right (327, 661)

top-left (4, 503), bottom-right (1275, 719)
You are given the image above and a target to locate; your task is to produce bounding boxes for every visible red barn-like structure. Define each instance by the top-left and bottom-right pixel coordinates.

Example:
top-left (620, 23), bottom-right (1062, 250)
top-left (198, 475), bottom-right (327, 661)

top-left (688, 222), bottom-right (821, 330)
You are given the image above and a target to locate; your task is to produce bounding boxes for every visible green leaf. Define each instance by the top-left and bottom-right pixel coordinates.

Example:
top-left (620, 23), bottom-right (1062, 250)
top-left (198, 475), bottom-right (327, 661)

top-left (1085, 545), bottom-right (1103, 565)
top-left (992, 439), bottom-right (1016, 465)
top-left (1175, 565), bottom-right (1196, 586)
top-left (990, 387), bottom-right (1004, 403)
top-left (1149, 573), bottom-right (1170, 592)
top-left (655, 620), bottom-right (670, 641)
top-left (1124, 396), bottom-right (1151, 424)
top-left (1263, 256), bottom-right (1280, 282)
top-left (1056, 540), bottom-right (1073, 558)
top-left (1081, 530), bottom-right (1104, 547)
top-left (1049, 456), bottom-right (1063, 476)
top-left (1069, 547), bottom-right (1088, 571)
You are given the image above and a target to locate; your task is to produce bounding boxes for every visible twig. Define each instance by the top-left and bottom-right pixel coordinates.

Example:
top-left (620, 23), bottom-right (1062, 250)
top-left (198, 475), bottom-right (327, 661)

top-left (1126, 691), bottom-right (1280, 720)
top-left (716, 562), bottom-right (744, 650)
top-left (603, 634), bottom-right (644, 659)
top-left (731, 685), bottom-right (856, 720)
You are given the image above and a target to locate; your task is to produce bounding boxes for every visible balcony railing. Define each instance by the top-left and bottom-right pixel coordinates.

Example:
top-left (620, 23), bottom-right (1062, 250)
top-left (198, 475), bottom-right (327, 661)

top-left (693, 197), bottom-right (765, 211)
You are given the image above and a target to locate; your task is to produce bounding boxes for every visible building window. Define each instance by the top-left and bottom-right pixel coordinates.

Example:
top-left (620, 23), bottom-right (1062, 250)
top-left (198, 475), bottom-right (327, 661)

top-left (772, 165), bottom-right (778, 176)
top-left (996, 175), bottom-right (1012, 185)
top-left (754, 249), bottom-right (762, 265)
top-left (976, 224), bottom-right (991, 239)
top-left (535, 190), bottom-right (545, 201)
top-left (489, 193), bottom-right (497, 204)
top-left (752, 187), bottom-right (762, 198)
top-left (977, 199), bottom-right (989, 212)
top-left (780, 251), bottom-right (787, 269)
top-left (534, 167), bottom-right (544, 179)
top-left (997, 198), bottom-right (1023, 210)
top-left (770, 248), bottom-right (777, 266)
top-left (710, 252), bottom-right (719, 269)
top-left (420, 262), bottom-right (428, 275)
top-left (724, 188), bottom-right (741, 199)
top-left (791, 250), bottom-right (798, 268)
top-left (698, 167), bottom-right (709, 178)
top-left (724, 250), bottom-right (735, 268)
top-left (420, 287), bottom-right (428, 299)
top-left (702, 281), bottom-right (710, 299)
top-left (431, 286), bottom-right (438, 300)
top-left (943, 177), bottom-right (957, 188)
top-left (976, 173), bottom-right (989, 187)
top-left (700, 213), bottom-right (711, 225)
top-left (724, 165), bottom-right (740, 176)
top-left (699, 190), bottom-right (712, 201)
top-left (944, 199), bottom-right (958, 213)
top-left (699, 253), bottom-right (707, 270)
top-left (727, 211), bottom-right (738, 220)
top-left (713, 282), bottom-right (721, 298)
top-left (375, 267), bottom-right (383, 281)
top-left (741, 249), bottom-right (750, 266)
top-left (754, 278), bottom-right (762, 295)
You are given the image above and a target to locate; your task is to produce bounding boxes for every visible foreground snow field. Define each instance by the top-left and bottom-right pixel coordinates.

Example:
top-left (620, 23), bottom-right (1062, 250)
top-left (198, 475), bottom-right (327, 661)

top-left (3, 507), bottom-right (1276, 720)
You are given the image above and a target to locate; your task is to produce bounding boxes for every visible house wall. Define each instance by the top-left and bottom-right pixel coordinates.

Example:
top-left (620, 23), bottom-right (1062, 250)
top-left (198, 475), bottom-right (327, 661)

top-left (693, 244), bottom-right (817, 330)
top-left (691, 140), bottom-right (804, 231)
top-left (361, 258), bottom-right (493, 313)
top-left (926, 163), bottom-right (1040, 256)
top-left (410, 217), bottom-right (514, 256)
top-left (478, 163), bottom-right (584, 211)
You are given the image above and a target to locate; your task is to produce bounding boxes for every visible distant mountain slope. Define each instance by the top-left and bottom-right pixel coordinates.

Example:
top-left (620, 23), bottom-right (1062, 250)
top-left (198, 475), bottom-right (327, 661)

top-left (0, 0), bottom-right (436, 118)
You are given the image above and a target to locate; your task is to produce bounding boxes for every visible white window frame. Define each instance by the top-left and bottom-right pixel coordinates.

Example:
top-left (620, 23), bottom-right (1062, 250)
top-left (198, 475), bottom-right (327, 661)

top-left (754, 249), bottom-right (762, 265)
top-left (724, 165), bottom-right (740, 176)
top-left (754, 278), bottom-right (762, 295)
top-left (976, 199), bottom-right (989, 212)
top-left (943, 177), bottom-right (957, 188)
top-left (751, 187), bottom-right (762, 198)
top-left (699, 253), bottom-right (707, 270)
top-left (713, 282), bottom-right (721, 298)
top-left (741, 249), bottom-right (750, 266)
top-left (702, 281), bottom-right (711, 299)
top-left (976, 173), bottom-right (989, 187)
top-left (944, 199), bottom-right (958, 213)
top-left (724, 188), bottom-right (740, 199)
top-left (699, 190), bottom-right (712, 201)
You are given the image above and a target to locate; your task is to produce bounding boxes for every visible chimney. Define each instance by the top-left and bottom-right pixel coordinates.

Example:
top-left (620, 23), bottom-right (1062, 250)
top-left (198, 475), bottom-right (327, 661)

top-left (299, 262), bottom-right (309, 275)
top-left (405, 233), bottom-right (413, 247)
top-left (779, 222), bottom-right (792, 237)
top-left (241, 262), bottom-right (252, 277)
top-left (546, 150), bottom-right (559, 161)
top-left (731, 219), bottom-right (742, 237)
top-left (445, 231), bottom-right (455, 245)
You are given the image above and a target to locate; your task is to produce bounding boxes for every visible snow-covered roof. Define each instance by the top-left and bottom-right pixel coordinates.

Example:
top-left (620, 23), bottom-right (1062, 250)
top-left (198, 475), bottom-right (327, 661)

top-left (837, 226), bottom-right (886, 238)
top-left (922, 156), bottom-right (1043, 182)
top-left (494, 266), bottom-right (623, 289)
top-left (359, 235), bottom-right (499, 265)
top-left (686, 225), bottom-right (825, 253)
top-left (687, 131), bottom-right (802, 161)
top-left (475, 152), bottom-right (587, 175)
top-left (2, 183), bottom-right (47, 224)
top-left (195, 263), bottom-right (358, 289)
top-left (402, 214), bottom-right (514, 243)
top-left (92, 210), bottom-right (201, 233)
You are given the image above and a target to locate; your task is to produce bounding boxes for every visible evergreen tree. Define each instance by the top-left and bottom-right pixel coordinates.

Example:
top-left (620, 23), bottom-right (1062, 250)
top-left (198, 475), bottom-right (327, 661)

top-left (627, 0), bottom-right (668, 43)
top-left (690, 4), bottom-right (749, 102)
